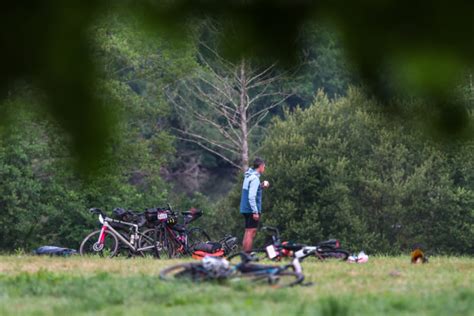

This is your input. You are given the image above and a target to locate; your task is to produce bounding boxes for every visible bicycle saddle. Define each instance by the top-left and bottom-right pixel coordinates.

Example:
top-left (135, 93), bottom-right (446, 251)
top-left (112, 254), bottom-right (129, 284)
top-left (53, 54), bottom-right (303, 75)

top-left (181, 209), bottom-right (203, 216)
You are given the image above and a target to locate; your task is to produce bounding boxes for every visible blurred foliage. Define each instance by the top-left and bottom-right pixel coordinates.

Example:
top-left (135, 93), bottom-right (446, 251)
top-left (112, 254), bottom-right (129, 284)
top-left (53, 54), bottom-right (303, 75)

top-left (0, 95), bottom-right (172, 250)
top-left (0, 13), bottom-right (186, 249)
top-left (1, 1), bottom-right (473, 169)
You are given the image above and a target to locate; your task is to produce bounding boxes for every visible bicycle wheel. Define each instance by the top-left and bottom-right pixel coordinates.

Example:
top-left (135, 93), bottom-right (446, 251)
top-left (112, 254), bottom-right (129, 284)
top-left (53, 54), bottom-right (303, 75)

top-left (79, 230), bottom-right (119, 258)
top-left (138, 229), bottom-right (160, 258)
top-left (317, 249), bottom-right (349, 261)
top-left (187, 227), bottom-right (211, 251)
top-left (237, 270), bottom-right (303, 288)
top-left (160, 263), bottom-right (210, 281)
top-left (157, 227), bottom-right (180, 258)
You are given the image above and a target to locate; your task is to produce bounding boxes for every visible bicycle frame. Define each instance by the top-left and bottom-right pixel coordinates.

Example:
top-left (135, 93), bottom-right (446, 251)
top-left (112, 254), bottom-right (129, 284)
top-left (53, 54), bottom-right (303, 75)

top-left (159, 223), bottom-right (190, 254)
top-left (155, 208), bottom-right (202, 253)
top-left (261, 226), bottom-right (341, 261)
top-left (97, 214), bottom-right (154, 253)
top-left (230, 252), bottom-right (306, 277)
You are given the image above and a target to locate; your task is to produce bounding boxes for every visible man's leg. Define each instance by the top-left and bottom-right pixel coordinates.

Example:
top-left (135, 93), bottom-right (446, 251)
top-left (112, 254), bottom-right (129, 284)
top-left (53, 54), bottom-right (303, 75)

top-left (242, 228), bottom-right (257, 253)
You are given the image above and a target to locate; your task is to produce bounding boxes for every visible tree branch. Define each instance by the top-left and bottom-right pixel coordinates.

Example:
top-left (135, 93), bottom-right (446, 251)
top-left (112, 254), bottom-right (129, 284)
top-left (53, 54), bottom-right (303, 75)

top-left (173, 128), bottom-right (240, 155)
top-left (175, 136), bottom-right (241, 169)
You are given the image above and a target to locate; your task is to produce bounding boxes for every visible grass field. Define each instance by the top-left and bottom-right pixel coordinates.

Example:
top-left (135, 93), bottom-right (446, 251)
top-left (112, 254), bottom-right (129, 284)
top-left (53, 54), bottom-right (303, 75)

top-left (0, 255), bottom-right (472, 316)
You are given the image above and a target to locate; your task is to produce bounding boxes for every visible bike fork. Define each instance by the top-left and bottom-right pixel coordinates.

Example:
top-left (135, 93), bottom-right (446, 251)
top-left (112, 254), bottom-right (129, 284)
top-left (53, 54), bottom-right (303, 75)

top-left (97, 225), bottom-right (108, 244)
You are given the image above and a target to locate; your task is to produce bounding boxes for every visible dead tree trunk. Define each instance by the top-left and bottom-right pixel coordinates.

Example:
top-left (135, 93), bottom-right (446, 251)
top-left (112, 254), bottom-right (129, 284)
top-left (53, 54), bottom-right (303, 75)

top-left (239, 59), bottom-right (249, 170)
top-left (166, 47), bottom-right (290, 171)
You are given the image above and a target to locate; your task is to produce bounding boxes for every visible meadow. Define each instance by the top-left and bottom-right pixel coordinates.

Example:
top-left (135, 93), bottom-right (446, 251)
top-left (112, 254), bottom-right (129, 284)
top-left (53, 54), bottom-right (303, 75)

top-left (0, 255), bottom-right (472, 316)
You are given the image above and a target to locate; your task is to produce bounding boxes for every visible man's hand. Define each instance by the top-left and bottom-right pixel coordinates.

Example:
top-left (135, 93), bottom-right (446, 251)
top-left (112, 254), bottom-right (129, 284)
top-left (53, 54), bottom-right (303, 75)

top-left (252, 213), bottom-right (260, 221)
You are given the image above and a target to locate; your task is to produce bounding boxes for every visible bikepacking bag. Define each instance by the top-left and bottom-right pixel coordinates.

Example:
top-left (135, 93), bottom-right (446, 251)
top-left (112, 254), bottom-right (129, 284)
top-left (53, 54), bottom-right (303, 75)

top-left (194, 241), bottom-right (222, 253)
top-left (192, 249), bottom-right (225, 260)
top-left (34, 246), bottom-right (77, 256)
top-left (113, 207), bottom-right (129, 220)
top-left (219, 235), bottom-right (238, 255)
top-left (192, 242), bottom-right (225, 260)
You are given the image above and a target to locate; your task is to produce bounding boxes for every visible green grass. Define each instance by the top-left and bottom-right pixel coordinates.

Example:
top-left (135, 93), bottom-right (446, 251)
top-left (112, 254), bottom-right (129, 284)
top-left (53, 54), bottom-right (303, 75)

top-left (0, 256), bottom-right (472, 316)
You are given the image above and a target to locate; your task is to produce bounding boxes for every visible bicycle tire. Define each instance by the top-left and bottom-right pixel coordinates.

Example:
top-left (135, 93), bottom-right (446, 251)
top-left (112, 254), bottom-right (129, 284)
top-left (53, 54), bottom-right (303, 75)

top-left (138, 229), bottom-right (160, 258)
top-left (79, 230), bottom-right (119, 258)
top-left (160, 263), bottom-right (210, 281)
top-left (317, 249), bottom-right (349, 261)
top-left (187, 227), bottom-right (211, 252)
top-left (156, 227), bottom-right (180, 258)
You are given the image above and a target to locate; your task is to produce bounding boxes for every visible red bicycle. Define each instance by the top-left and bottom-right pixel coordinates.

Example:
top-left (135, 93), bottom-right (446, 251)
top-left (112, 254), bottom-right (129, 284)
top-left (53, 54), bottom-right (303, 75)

top-left (144, 207), bottom-right (211, 258)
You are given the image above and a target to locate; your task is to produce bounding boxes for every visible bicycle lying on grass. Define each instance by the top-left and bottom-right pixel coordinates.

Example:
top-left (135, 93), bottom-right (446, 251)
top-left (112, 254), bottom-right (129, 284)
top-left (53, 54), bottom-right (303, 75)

top-left (160, 243), bottom-right (321, 288)
top-left (253, 226), bottom-right (350, 261)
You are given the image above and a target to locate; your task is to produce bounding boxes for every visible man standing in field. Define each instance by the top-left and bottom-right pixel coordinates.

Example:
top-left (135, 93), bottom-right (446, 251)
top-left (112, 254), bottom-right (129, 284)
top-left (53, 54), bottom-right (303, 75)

top-left (240, 157), bottom-right (269, 253)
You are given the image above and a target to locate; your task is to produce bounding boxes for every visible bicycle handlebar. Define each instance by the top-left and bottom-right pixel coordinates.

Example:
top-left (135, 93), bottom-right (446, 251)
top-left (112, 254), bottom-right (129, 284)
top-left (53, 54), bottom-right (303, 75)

top-left (89, 208), bottom-right (105, 217)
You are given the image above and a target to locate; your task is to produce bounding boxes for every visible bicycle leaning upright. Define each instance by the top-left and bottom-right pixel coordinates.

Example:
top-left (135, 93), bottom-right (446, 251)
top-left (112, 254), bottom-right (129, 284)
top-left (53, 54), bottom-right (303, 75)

top-left (142, 206), bottom-right (210, 258)
top-left (79, 208), bottom-right (159, 258)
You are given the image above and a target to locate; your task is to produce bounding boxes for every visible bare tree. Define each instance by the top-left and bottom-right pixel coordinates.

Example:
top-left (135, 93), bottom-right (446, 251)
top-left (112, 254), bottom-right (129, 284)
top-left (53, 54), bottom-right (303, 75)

top-left (166, 46), bottom-right (290, 171)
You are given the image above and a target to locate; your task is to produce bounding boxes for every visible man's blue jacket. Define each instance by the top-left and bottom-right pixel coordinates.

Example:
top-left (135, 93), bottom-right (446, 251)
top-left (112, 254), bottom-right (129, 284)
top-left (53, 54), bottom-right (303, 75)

top-left (239, 168), bottom-right (262, 214)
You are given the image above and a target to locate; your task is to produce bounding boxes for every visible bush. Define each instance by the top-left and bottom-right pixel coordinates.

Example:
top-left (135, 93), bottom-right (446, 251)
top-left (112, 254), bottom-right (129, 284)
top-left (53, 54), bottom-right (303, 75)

top-left (259, 89), bottom-right (474, 254)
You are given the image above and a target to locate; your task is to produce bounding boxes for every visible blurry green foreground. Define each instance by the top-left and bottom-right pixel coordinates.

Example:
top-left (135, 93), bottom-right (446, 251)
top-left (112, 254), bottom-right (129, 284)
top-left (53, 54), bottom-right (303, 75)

top-left (0, 255), bottom-right (472, 316)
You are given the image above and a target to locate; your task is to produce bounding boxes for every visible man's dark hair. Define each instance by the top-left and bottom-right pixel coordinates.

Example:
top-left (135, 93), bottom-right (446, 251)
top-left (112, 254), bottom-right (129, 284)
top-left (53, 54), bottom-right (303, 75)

top-left (252, 157), bottom-right (265, 169)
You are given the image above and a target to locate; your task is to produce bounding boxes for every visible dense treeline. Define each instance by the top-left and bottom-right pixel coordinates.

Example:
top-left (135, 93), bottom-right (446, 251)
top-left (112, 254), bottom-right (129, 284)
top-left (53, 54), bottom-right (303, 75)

top-left (212, 90), bottom-right (474, 255)
top-left (0, 14), bottom-right (473, 254)
top-left (263, 90), bottom-right (473, 254)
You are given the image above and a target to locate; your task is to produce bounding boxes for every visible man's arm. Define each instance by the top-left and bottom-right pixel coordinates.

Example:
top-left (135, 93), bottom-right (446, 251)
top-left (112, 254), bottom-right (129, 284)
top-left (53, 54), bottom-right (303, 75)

top-left (248, 177), bottom-right (260, 214)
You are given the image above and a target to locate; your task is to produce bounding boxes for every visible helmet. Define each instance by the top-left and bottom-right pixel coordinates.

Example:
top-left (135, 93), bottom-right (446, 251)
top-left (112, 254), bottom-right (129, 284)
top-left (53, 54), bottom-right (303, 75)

top-left (202, 256), bottom-right (230, 276)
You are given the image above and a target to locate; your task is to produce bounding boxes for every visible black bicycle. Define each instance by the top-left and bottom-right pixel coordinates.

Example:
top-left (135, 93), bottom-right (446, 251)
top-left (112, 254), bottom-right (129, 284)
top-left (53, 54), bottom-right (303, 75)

top-left (143, 206), bottom-right (210, 258)
top-left (160, 250), bottom-right (305, 288)
top-left (254, 226), bottom-right (350, 261)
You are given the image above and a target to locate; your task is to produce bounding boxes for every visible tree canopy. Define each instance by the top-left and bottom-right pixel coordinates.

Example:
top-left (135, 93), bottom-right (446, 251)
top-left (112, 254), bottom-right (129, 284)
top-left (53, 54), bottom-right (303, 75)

top-left (2, 1), bottom-right (473, 168)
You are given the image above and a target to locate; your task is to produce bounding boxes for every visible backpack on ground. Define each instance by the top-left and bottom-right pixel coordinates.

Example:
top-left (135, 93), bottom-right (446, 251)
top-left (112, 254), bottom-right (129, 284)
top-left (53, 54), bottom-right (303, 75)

top-left (191, 236), bottom-right (238, 260)
top-left (34, 246), bottom-right (77, 256)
